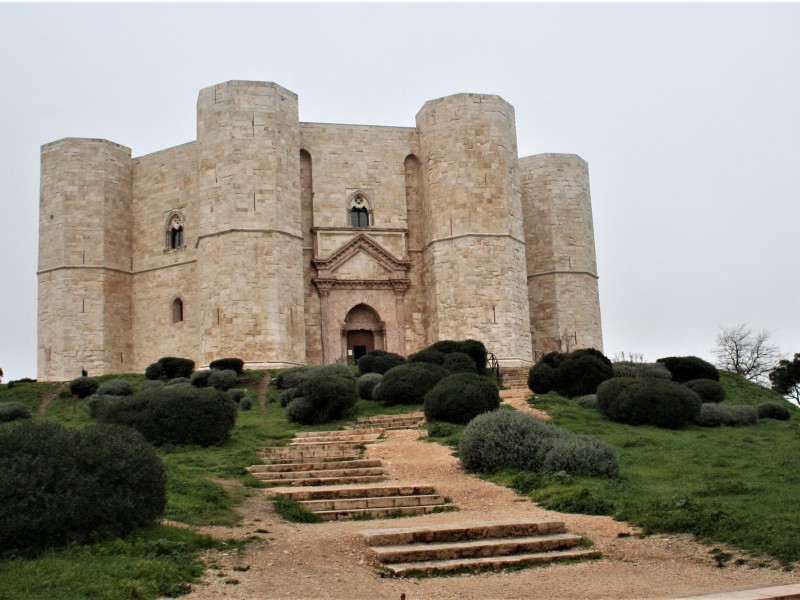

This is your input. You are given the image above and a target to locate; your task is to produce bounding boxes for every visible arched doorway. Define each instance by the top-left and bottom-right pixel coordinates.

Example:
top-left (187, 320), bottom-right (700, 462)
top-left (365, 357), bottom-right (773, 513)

top-left (343, 304), bottom-right (384, 363)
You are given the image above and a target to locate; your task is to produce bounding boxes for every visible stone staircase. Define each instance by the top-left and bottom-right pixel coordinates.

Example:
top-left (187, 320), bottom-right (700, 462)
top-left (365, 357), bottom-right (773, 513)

top-left (360, 519), bottom-right (599, 576)
top-left (272, 483), bottom-right (451, 521)
top-left (348, 412), bottom-right (426, 431)
top-left (500, 366), bottom-right (530, 390)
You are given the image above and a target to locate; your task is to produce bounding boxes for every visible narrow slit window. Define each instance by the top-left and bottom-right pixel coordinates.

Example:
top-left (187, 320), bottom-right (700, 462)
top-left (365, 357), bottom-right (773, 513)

top-left (172, 298), bottom-right (184, 323)
top-left (166, 213), bottom-right (185, 249)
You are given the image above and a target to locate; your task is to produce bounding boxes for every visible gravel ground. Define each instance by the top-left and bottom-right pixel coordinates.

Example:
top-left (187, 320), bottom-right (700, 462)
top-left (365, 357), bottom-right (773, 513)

top-left (181, 423), bottom-right (798, 600)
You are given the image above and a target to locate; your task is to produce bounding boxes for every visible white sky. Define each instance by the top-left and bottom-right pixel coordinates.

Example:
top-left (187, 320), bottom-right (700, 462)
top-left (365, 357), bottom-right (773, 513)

top-left (1, 3), bottom-right (798, 381)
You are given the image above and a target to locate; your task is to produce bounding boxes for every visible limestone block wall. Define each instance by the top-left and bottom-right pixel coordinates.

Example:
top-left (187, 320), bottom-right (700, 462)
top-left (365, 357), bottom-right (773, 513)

top-left (38, 139), bottom-right (133, 380)
top-left (416, 94), bottom-right (532, 365)
top-left (196, 81), bottom-right (305, 368)
top-left (520, 153), bottom-right (603, 353)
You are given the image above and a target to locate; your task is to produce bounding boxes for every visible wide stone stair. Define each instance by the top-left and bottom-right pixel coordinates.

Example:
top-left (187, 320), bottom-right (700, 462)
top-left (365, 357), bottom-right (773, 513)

top-left (500, 366), bottom-right (530, 390)
top-left (271, 483), bottom-right (451, 521)
top-left (348, 412), bottom-right (426, 431)
top-left (360, 519), bottom-right (599, 576)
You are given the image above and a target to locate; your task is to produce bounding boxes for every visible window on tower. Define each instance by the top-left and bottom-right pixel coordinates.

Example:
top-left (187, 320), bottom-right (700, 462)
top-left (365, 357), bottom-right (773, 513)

top-left (350, 206), bottom-right (369, 228)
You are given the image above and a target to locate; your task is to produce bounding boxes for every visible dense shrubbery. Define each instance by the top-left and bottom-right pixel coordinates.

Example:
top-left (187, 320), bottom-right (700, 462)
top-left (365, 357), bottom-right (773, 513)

top-left (285, 369), bottom-right (357, 425)
top-left (0, 421), bottom-right (166, 558)
top-left (597, 377), bottom-right (702, 429)
top-left (208, 369), bottom-right (238, 391)
top-left (209, 357), bottom-right (244, 375)
top-left (69, 376), bottom-right (99, 399)
top-left (458, 410), bottom-right (619, 478)
top-left (442, 352), bottom-right (477, 374)
top-left (656, 356), bottom-right (719, 383)
top-left (357, 350), bottom-right (406, 375)
top-left (373, 363), bottom-right (450, 406)
top-left (756, 402), bottom-right (791, 421)
top-left (274, 366), bottom-right (310, 390)
top-left (423, 373), bottom-right (500, 424)
top-left (528, 348), bottom-right (613, 398)
top-left (94, 386), bottom-right (237, 446)
top-left (239, 397), bottom-right (253, 411)
top-left (695, 403), bottom-right (759, 427)
top-left (357, 373), bottom-right (383, 400)
top-left (144, 356), bottom-right (195, 380)
top-left (138, 379), bottom-right (164, 392)
top-left (96, 379), bottom-right (134, 397)
top-left (166, 377), bottom-right (191, 386)
top-left (190, 370), bottom-right (213, 388)
top-left (684, 379), bottom-right (726, 403)
top-left (226, 388), bottom-right (245, 403)
top-left (430, 339), bottom-right (488, 371)
top-left (576, 394), bottom-right (598, 409)
top-left (612, 362), bottom-right (672, 380)
top-left (0, 402), bottom-right (31, 423)
top-left (408, 349), bottom-right (446, 366)
top-left (285, 397), bottom-right (315, 424)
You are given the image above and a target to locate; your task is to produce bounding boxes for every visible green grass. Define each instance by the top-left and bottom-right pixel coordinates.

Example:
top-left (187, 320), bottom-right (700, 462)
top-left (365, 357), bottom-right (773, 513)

top-left (270, 495), bottom-right (323, 523)
top-left (437, 375), bottom-right (800, 567)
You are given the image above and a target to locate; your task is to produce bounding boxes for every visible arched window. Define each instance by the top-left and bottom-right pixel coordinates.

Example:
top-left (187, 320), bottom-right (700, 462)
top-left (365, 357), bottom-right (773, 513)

top-left (348, 192), bottom-right (372, 228)
top-left (166, 212), bottom-right (185, 249)
top-left (172, 298), bottom-right (184, 323)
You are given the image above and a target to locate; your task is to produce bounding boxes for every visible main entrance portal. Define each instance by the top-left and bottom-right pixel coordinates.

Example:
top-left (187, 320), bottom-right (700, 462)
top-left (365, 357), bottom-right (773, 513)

top-left (343, 304), bottom-right (384, 363)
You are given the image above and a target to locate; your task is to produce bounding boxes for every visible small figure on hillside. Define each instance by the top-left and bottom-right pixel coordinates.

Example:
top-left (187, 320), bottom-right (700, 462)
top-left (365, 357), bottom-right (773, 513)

top-left (81, 368), bottom-right (87, 377)
top-left (0, 367), bottom-right (4, 383)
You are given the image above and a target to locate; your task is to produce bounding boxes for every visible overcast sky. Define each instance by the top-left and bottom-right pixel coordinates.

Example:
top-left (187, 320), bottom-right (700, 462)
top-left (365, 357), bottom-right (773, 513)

top-left (1, 3), bottom-right (798, 381)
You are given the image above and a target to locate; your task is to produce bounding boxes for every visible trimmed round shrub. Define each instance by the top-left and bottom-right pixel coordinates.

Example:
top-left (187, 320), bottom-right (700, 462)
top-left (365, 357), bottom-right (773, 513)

top-left (289, 372), bottom-right (358, 425)
top-left (0, 421), bottom-right (166, 558)
top-left (68, 376), bottom-right (99, 399)
top-left (275, 366), bottom-right (309, 390)
top-left (0, 402), bottom-right (31, 423)
top-left (357, 350), bottom-right (389, 375)
top-left (190, 370), bottom-right (213, 388)
top-left (166, 377), bottom-right (191, 386)
top-left (408, 349), bottom-right (446, 366)
top-left (97, 386), bottom-right (237, 446)
top-left (684, 379), bottom-right (726, 403)
top-left (429, 340), bottom-right (460, 355)
top-left (157, 357), bottom-right (195, 380)
top-left (209, 357), bottom-right (244, 375)
top-left (598, 377), bottom-right (701, 429)
top-left (756, 401), bottom-right (791, 421)
top-left (357, 373), bottom-right (383, 400)
top-left (695, 404), bottom-right (759, 427)
top-left (138, 379), bottom-right (164, 392)
top-left (95, 379), bottom-right (134, 397)
top-left (576, 394), bottom-right (598, 410)
top-left (312, 363), bottom-right (356, 380)
top-left (458, 339), bottom-right (488, 371)
top-left (358, 350), bottom-right (406, 375)
top-left (442, 352), bottom-right (477, 374)
top-left (373, 363), bottom-right (450, 406)
top-left (208, 369), bottom-right (238, 391)
top-left (556, 350), bottom-right (614, 398)
top-left (424, 373), bottom-right (500, 424)
top-left (528, 355), bottom-right (563, 394)
top-left (279, 387), bottom-right (298, 408)
top-left (285, 397), bottom-right (315, 424)
top-left (458, 410), bottom-right (619, 478)
top-left (226, 388), bottom-right (246, 403)
top-left (613, 361), bottom-right (673, 380)
top-left (239, 397), bottom-right (253, 411)
top-left (656, 356), bottom-right (719, 383)
top-left (144, 362), bottom-right (163, 380)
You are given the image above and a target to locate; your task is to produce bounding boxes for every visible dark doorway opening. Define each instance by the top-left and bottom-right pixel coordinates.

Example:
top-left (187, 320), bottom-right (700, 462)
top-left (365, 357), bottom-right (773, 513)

top-left (347, 330), bottom-right (374, 364)
top-left (353, 345), bottom-right (367, 362)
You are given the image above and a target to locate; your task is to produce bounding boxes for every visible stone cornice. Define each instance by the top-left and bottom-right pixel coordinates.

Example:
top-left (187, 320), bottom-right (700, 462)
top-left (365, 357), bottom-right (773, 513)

top-left (314, 278), bottom-right (410, 291)
top-left (527, 270), bottom-right (599, 280)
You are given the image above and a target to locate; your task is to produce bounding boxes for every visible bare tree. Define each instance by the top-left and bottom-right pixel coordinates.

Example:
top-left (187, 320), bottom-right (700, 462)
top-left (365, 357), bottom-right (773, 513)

top-left (713, 324), bottom-right (782, 384)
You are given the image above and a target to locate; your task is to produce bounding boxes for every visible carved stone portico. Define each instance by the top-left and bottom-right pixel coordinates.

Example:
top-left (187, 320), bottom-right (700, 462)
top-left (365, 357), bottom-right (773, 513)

top-left (312, 230), bottom-right (410, 363)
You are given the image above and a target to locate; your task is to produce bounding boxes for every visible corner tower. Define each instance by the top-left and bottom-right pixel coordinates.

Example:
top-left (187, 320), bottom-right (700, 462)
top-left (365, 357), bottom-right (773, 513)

top-left (416, 94), bottom-right (533, 365)
top-left (196, 81), bottom-right (305, 368)
top-left (520, 153), bottom-right (603, 354)
top-left (38, 139), bottom-right (133, 380)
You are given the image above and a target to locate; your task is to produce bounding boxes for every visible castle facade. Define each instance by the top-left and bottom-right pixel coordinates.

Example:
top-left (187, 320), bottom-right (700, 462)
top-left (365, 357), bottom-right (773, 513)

top-left (37, 80), bottom-right (602, 381)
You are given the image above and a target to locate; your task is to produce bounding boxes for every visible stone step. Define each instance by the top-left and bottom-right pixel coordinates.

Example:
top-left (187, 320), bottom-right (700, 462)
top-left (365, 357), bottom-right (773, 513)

top-left (259, 474), bottom-right (389, 487)
top-left (274, 484), bottom-right (437, 502)
top-left (360, 519), bottom-right (567, 546)
top-left (300, 494), bottom-right (445, 512)
top-left (251, 466), bottom-right (386, 481)
top-left (371, 532), bottom-right (582, 563)
top-left (294, 428), bottom-right (384, 438)
top-left (316, 505), bottom-right (445, 522)
top-left (259, 444), bottom-right (364, 462)
top-left (289, 433), bottom-right (382, 445)
top-left (248, 459), bottom-right (382, 474)
top-left (379, 548), bottom-right (601, 576)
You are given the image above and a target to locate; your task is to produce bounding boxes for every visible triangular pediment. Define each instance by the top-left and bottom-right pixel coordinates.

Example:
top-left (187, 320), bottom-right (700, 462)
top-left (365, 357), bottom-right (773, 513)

top-left (313, 233), bottom-right (410, 274)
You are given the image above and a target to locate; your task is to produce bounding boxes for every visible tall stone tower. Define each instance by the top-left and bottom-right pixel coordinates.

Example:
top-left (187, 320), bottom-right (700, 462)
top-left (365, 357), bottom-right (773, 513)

top-left (38, 139), bottom-right (133, 380)
top-left (416, 94), bottom-right (533, 365)
top-left (520, 153), bottom-right (603, 354)
top-left (195, 81), bottom-right (306, 367)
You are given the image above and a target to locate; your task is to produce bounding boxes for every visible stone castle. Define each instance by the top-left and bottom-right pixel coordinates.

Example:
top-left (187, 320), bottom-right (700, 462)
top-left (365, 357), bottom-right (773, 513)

top-left (37, 80), bottom-right (602, 381)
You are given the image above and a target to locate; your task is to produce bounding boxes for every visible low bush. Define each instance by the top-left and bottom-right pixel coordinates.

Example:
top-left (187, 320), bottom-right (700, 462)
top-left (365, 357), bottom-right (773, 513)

top-left (226, 389), bottom-right (245, 403)
top-left (428, 340), bottom-right (460, 355)
top-left (96, 386), bottom-right (237, 447)
top-left (166, 377), bottom-right (191, 386)
top-left (458, 339), bottom-right (489, 371)
top-left (239, 397), bottom-right (253, 411)
top-left (190, 370), bottom-right (213, 388)
top-left (684, 379), bottom-right (726, 403)
top-left (458, 410), bottom-right (619, 478)
top-left (613, 361), bottom-right (672, 380)
top-left (209, 357), bottom-right (244, 375)
top-left (69, 376), bottom-right (99, 399)
top-left (138, 379), bottom-right (164, 392)
top-left (144, 362), bottom-right (164, 380)
top-left (208, 369), bottom-right (238, 391)
top-left (597, 377), bottom-right (701, 429)
top-left (0, 421), bottom-right (166, 558)
top-left (527, 352), bottom-right (564, 394)
top-left (285, 396), bottom-right (315, 424)
top-left (756, 402), bottom-right (791, 421)
top-left (408, 349), bottom-right (445, 366)
top-left (423, 373), bottom-right (500, 424)
top-left (287, 371), bottom-right (357, 425)
top-left (357, 350), bottom-right (406, 375)
top-left (528, 349), bottom-right (613, 398)
top-left (373, 363), bottom-right (450, 406)
top-left (357, 373), bottom-right (383, 400)
top-left (274, 366), bottom-right (309, 390)
top-left (157, 357), bottom-right (195, 380)
top-left (0, 402), bottom-right (31, 423)
top-left (442, 352), bottom-right (477, 374)
top-left (576, 394), bottom-right (598, 409)
top-left (695, 404), bottom-right (759, 427)
top-left (96, 379), bottom-right (135, 397)
top-left (656, 356), bottom-right (719, 383)
top-left (279, 387), bottom-right (298, 408)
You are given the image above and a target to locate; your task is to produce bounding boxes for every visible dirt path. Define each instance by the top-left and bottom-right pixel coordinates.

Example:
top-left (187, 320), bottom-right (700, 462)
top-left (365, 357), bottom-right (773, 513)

top-left (182, 427), bottom-right (797, 600)
top-left (38, 382), bottom-right (67, 414)
top-left (256, 375), bottom-right (271, 407)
